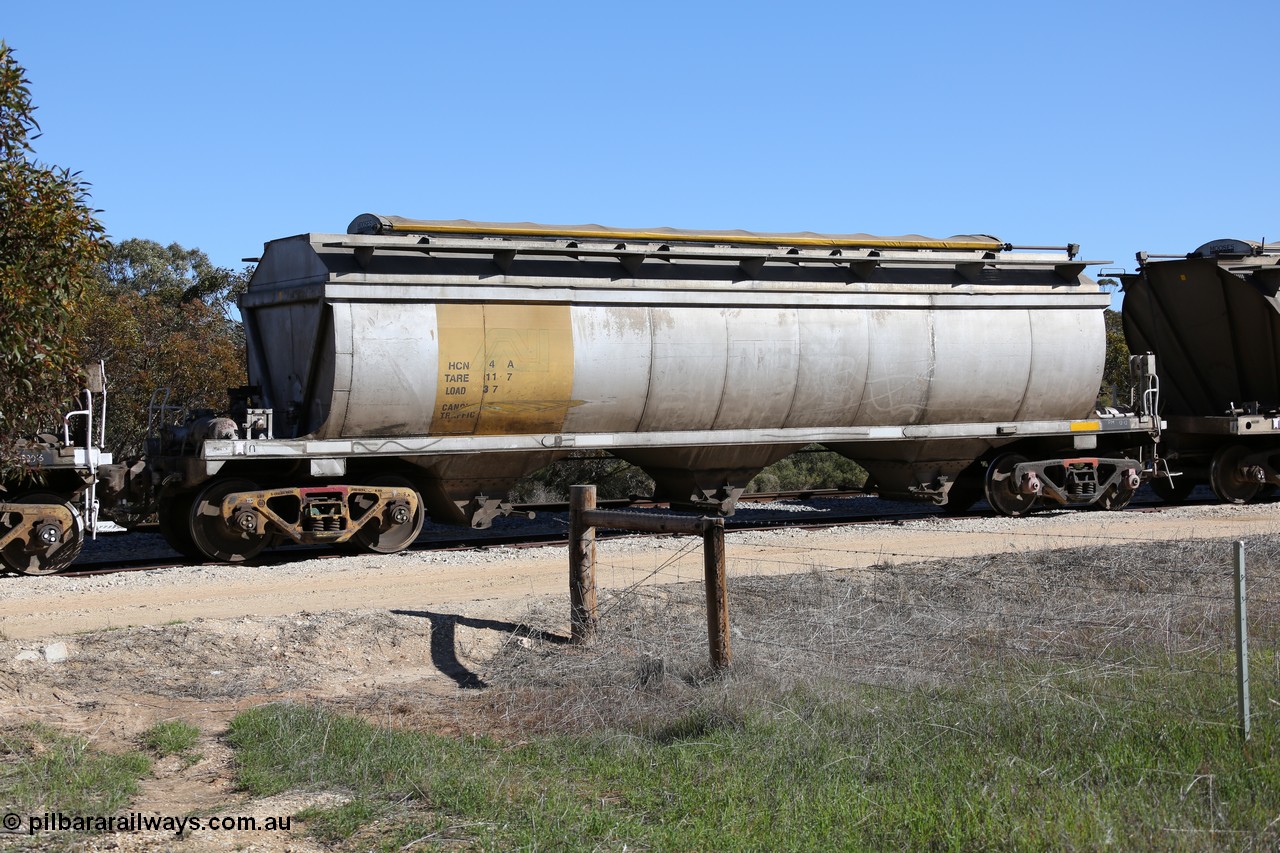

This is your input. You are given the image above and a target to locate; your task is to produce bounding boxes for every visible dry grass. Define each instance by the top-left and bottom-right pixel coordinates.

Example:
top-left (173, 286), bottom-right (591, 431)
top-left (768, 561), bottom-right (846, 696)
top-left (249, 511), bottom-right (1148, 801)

top-left (222, 535), bottom-right (1280, 850)
top-left (485, 534), bottom-right (1280, 735)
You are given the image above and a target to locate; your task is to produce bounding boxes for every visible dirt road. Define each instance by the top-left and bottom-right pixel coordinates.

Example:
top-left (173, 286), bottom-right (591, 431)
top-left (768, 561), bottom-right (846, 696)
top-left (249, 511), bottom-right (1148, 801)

top-left (2, 501), bottom-right (1275, 642)
top-left (2, 499), bottom-right (1276, 852)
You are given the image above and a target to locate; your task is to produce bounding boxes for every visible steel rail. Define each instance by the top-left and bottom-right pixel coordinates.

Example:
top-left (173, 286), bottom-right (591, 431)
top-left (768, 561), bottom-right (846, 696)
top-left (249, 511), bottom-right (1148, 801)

top-left (40, 492), bottom-right (1207, 579)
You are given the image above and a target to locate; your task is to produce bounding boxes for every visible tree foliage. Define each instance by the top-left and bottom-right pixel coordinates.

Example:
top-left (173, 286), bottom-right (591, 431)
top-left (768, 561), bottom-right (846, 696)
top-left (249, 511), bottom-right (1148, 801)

top-left (509, 452), bottom-right (655, 503)
top-left (1101, 307), bottom-right (1132, 407)
top-left (509, 446), bottom-right (868, 504)
top-left (0, 44), bottom-right (248, 469)
top-left (0, 42), bottom-right (108, 477)
top-left (746, 448), bottom-right (867, 493)
top-left (86, 240), bottom-right (250, 457)
top-left (100, 238), bottom-right (249, 317)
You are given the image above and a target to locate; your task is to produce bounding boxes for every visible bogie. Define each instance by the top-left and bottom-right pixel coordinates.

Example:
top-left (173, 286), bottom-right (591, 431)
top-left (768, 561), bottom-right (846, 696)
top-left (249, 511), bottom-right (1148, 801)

top-left (0, 493), bottom-right (84, 575)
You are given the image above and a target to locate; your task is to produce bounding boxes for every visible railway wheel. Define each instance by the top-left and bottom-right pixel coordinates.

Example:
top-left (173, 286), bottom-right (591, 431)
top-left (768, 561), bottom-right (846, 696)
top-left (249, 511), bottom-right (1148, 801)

top-left (157, 490), bottom-right (202, 560)
top-left (984, 453), bottom-right (1038, 517)
top-left (190, 479), bottom-right (270, 563)
top-left (1209, 444), bottom-right (1262, 504)
top-left (942, 465), bottom-right (984, 516)
top-left (1098, 485), bottom-right (1135, 511)
top-left (350, 475), bottom-right (424, 553)
top-left (1150, 475), bottom-right (1195, 504)
top-left (0, 493), bottom-right (83, 575)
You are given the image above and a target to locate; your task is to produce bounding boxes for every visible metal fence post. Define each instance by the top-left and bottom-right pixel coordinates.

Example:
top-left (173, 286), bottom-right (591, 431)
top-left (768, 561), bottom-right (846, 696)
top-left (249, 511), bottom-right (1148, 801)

top-left (569, 485), bottom-right (598, 644)
top-left (1234, 540), bottom-right (1251, 741)
top-left (703, 517), bottom-right (731, 669)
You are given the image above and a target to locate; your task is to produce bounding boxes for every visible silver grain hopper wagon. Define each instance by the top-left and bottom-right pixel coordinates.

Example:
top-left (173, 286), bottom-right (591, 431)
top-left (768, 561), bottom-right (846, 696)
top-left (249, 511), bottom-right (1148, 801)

top-left (146, 216), bottom-right (1160, 562)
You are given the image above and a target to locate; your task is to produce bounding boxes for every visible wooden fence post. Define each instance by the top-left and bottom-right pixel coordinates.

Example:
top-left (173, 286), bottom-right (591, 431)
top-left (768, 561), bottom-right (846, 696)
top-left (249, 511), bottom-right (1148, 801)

top-left (567, 488), bottom-right (730, 669)
top-left (703, 517), bottom-right (731, 668)
top-left (569, 485), bottom-right (598, 644)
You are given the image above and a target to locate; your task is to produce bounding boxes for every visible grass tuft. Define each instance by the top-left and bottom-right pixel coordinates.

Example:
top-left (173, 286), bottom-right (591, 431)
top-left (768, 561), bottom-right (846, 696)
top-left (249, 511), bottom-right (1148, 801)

top-left (141, 719), bottom-right (201, 757)
top-left (228, 661), bottom-right (1278, 851)
top-left (0, 724), bottom-right (151, 815)
top-left (296, 799), bottom-right (385, 842)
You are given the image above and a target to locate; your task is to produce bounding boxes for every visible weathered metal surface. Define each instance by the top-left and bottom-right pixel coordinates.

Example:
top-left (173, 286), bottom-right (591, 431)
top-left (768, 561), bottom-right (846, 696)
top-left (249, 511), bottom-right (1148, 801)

top-left (200, 416), bottom-right (1158, 461)
top-left (1122, 240), bottom-right (1280, 417)
top-left (1, 366), bottom-right (114, 570)
top-left (219, 484), bottom-right (419, 545)
top-left (0, 501), bottom-right (77, 552)
top-left (0, 496), bottom-right (82, 575)
top-left (1119, 240), bottom-right (1280, 506)
top-left (232, 218), bottom-right (1135, 520)
top-left (243, 236), bottom-right (1110, 442)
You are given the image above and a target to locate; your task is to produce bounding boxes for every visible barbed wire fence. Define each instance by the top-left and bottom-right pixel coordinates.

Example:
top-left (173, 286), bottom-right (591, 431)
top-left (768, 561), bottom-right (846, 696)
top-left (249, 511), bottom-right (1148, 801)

top-left (490, 489), bottom-right (1278, 739)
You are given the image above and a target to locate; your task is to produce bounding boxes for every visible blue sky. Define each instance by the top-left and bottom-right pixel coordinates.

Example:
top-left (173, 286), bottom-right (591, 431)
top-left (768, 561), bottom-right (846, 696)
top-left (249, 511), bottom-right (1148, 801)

top-left (6, 1), bottom-right (1277, 298)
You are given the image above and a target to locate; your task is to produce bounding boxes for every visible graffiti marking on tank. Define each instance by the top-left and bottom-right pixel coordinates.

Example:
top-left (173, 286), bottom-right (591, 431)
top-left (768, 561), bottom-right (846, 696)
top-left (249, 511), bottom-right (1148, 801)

top-left (485, 329), bottom-right (551, 374)
top-left (464, 305), bottom-right (576, 434)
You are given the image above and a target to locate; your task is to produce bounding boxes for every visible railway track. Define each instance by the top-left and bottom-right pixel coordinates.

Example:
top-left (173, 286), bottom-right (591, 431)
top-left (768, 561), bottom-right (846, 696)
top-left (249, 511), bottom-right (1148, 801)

top-left (47, 490), bottom-right (1208, 579)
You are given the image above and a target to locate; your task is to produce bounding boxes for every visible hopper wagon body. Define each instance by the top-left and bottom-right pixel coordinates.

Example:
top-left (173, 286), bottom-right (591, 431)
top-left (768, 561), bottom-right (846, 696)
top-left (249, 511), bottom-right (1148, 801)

top-left (1122, 238), bottom-right (1280, 503)
top-left (132, 215), bottom-right (1161, 563)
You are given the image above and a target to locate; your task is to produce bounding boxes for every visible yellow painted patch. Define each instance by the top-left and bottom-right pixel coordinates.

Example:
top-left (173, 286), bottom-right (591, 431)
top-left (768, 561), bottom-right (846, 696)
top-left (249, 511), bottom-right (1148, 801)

top-left (431, 304), bottom-right (486, 434)
top-left (1070, 420), bottom-right (1101, 432)
top-left (431, 304), bottom-right (575, 435)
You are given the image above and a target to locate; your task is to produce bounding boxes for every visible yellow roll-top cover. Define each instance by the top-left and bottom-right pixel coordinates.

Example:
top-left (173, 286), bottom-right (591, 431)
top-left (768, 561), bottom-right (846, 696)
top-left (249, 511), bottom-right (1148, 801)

top-left (348, 213), bottom-right (1006, 252)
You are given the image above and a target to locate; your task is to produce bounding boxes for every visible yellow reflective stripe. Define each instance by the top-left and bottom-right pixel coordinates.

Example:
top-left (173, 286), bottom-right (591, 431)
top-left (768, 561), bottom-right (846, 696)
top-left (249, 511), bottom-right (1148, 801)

top-left (1070, 420), bottom-right (1101, 432)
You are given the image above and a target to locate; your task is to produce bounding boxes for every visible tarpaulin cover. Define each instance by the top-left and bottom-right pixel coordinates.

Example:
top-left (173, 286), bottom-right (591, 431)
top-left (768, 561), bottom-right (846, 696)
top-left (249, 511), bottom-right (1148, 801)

top-left (348, 213), bottom-right (1004, 251)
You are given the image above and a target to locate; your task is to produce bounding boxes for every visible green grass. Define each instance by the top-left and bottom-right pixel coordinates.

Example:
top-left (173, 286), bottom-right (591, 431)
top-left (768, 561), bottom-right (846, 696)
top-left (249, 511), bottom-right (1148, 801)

top-left (141, 719), bottom-right (201, 758)
top-left (227, 651), bottom-right (1279, 851)
top-left (0, 724), bottom-right (151, 815)
top-left (295, 799), bottom-right (387, 844)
